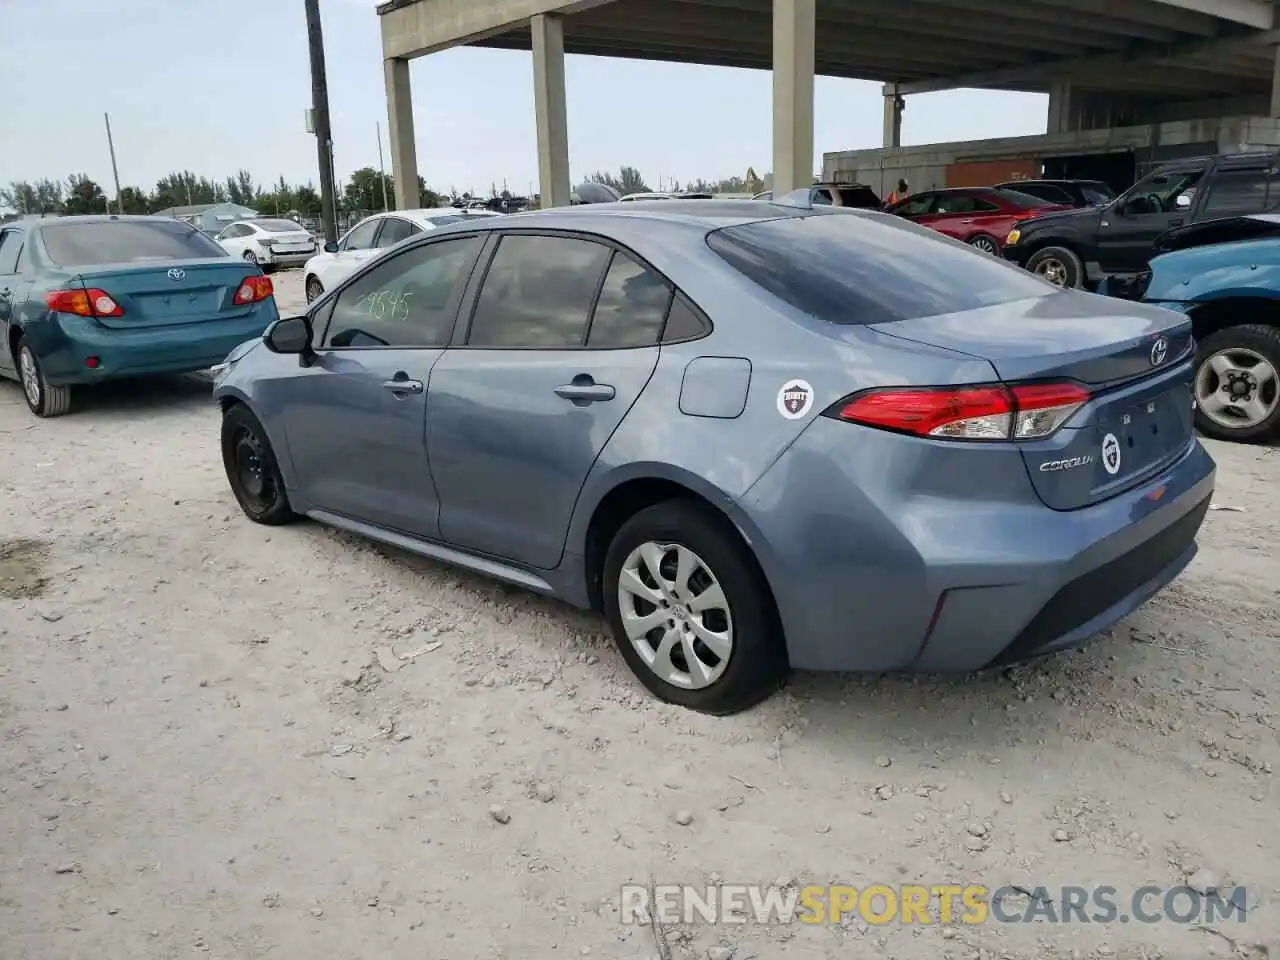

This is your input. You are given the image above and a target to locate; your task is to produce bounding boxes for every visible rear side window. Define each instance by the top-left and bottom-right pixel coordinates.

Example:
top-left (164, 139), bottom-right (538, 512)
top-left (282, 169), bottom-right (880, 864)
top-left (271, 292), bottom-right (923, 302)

top-left (1012, 183), bottom-right (1072, 204)
top-left (375, 218), bottom-right (417, 246)
top-left (40, 220), bottom-right (225, 266)
top-left (586, 251), bottom-right (673, 348)
top-left (0, 231), bottom-right (22, 274)
top-left (1202, 168), bottom-right (1270, 216)
top-left (706, 213), bottom-right (1053, 324)
top-left (837, 186), bottom-right (880, 208)
top-left (467, 235), bottom-right (611, 348)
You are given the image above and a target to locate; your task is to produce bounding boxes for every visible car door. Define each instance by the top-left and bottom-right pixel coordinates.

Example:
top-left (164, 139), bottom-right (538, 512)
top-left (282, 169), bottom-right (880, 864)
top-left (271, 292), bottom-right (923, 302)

top-left (0, 228), bottom-right (26, 377)
top-left (426, 232), bottom-right (666, 570)
top-left (887, 193), bottom-right (936, 222)
top-left (1097, 164), bottom-right (1207, 273)
top-left (271, 234), bottom-right (486, 537)
top-left (923, 193), bottom-right (985, 240)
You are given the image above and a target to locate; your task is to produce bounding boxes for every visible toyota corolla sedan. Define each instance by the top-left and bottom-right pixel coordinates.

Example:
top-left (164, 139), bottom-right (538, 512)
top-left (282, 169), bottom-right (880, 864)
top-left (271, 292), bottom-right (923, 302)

top-left (212, 199), bottom-right (1215, 715)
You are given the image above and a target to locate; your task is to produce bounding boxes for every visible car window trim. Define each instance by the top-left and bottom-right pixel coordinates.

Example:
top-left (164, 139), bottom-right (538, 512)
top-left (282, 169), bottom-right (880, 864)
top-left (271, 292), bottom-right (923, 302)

top-left (451, 227), bottom-right (711, 351)
top-left (582, 250), bottom-right (678, 349)
top-left (311, 231), bottom-right (488, 351)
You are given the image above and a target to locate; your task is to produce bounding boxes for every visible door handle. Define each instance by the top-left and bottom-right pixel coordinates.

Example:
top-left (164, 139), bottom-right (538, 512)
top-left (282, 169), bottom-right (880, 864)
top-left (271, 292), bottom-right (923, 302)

top-left (555, 376), bottom-right (615, 403)
top-left (382, 375), bottom-right (423, 394)
top-left (1169, 218), bottom-right (1185, 226)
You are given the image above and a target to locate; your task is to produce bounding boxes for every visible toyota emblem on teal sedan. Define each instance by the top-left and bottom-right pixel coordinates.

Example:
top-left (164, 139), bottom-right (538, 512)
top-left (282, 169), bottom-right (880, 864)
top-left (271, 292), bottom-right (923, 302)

top-left (167, 267), bottom-right (186, 281)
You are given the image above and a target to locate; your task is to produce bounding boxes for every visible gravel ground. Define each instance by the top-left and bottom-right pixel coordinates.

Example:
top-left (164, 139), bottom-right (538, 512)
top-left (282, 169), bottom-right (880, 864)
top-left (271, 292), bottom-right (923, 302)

top-left (1, 268), bottom-right (1277, 960)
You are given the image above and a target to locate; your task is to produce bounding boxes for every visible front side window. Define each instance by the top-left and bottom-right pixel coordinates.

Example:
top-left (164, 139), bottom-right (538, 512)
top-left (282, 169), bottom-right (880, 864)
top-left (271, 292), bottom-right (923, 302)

top-left (341, 219), bottom-right (381, 251)
top-left (1122, 168), bottom-right (1206, 215)
top-left (466, 235), bottom-right (611, 348)
top-left (320, 236), bottom-right (482, 349)
top-left (894, 194), bottom-right (935, 217)
top-left (1202, 168), bottom-right (1270, 216)
top-left (586, 252), bottom-right (673, 348)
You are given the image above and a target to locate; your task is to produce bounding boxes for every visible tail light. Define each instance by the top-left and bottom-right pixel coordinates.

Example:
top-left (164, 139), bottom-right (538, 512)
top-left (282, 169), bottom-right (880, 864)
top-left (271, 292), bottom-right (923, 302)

top-left (829, 382), bottom-right (1090, 442)
top-left (46, 288), bottom-right (123, 318)
top-left (233, 275), bottom-right (274, 305)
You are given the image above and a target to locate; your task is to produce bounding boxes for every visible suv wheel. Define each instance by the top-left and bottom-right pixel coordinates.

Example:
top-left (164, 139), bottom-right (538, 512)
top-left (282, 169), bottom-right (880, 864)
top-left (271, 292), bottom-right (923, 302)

top-left (602, 500), bottom-right (786, 715)
top-left (1026, 246), bottom-right (1084, 289)
top-left (1193, 325), bottom-right (1280, 443)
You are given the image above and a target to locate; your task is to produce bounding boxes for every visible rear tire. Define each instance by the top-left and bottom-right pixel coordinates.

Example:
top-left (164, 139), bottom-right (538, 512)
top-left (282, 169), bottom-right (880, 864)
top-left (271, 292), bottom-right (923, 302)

top-left (601, 500), bottom-right (786, 715)
top-left (221, 404), bottom-right (298, 525)
top-left (1026, 245), bottom-right (1084, 289)
top-left (17, 339), bottom-right (72, 418)
top-left (967, 234), bottom-right (1000, 255)
top-left (1193, 324), bottom-right (1280, 443)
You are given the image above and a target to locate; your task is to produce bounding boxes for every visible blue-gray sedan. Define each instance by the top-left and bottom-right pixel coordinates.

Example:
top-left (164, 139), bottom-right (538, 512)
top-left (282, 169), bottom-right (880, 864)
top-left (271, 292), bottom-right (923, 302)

top-left (212, 200), bottom-right (1216, 714)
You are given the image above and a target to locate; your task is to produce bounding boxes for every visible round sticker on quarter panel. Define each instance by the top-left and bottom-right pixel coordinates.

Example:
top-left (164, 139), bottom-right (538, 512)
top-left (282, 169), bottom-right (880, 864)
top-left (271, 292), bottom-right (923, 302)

top-left (777, 379), bottom-right (814, 419)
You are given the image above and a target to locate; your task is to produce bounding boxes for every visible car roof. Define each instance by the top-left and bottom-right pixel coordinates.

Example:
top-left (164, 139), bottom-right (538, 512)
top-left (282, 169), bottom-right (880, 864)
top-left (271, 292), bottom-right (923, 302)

top-left (427, 199), bottom-right (857, 237)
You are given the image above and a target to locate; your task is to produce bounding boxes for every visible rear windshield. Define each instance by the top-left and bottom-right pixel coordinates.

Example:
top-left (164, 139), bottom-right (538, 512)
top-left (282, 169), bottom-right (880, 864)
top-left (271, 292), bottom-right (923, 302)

top-left (423, 215), bottom-right (468, 226)
top-left (706, 212), bottom-right (1053, 323)
top-left (837, 186), bottom-right (881, 208)
top-left (40, 220), bottom-right (226, 266)
top-left (992, 188), bottom-right (1056, 209)
top-left (255, 219), bottom-right (305, 232)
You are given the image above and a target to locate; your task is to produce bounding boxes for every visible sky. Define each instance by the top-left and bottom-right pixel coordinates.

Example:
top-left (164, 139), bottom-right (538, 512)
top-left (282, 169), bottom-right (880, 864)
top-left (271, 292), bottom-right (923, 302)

top-left (0, 0), bottom-right (1050, 199)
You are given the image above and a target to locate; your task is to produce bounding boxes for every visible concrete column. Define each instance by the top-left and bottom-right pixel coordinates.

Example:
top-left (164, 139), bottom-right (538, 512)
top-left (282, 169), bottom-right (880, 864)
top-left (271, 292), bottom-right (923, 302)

top-left (881, 84), bottom-right (904, 148)
top-left (1047, 78), bottom-right (1074, 135)
top-left (531, 13), bottom-right (571, 209)
top-left (771, 0), bottom-right (815, 196)
top-left (1270, 47), bottom-right (1280, 116)
top-left (384, 57), bottom-right (419, 210)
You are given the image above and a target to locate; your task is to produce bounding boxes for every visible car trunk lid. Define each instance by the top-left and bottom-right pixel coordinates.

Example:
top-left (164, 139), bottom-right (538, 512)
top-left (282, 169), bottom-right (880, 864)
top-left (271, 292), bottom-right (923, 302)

top-left (70, 259), bottom-right (264, 329)
top-left (869, 291), bottom-right (1195, 511)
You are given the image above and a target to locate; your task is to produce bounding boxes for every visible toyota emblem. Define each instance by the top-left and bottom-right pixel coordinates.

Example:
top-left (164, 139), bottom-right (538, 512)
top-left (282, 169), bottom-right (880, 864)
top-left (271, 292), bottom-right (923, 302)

top-left (167, 268), bottom-right (186, 281)
top-left (1150, 335), bottom-right (1168, 366)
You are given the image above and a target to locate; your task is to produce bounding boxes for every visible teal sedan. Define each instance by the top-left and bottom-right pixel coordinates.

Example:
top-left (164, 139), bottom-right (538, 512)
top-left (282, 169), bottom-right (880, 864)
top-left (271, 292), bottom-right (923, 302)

top-left (0, 215), bottom-right (279, 417)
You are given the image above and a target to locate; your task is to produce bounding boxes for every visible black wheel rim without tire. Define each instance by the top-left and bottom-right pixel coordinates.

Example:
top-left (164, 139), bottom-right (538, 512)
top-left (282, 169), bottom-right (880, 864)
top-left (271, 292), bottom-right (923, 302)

top-left (233, 426), bottom-right (275, 513)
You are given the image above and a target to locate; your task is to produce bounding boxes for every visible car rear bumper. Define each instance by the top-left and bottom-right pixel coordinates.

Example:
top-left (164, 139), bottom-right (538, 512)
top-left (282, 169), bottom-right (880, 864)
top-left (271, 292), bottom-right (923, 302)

top-left (739, 417), bottom-right (1216, 673)
top-left (261, 250), bottom-right (314, 266)
top-left (36, 309), bottom-right (278, 384)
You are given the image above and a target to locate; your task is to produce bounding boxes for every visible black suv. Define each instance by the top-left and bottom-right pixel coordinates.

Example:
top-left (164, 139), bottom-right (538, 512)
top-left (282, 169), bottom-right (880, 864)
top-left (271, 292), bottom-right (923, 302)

top-left (1002, 152), bottom-right (1278, 288)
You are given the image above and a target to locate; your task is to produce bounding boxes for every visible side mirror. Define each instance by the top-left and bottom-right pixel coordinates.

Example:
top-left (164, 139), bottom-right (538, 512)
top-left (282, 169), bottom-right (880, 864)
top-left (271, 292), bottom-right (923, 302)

top-left (1174, 194), bottom-right (1192, 211)
top-left (264, 315), bottom-right (312, 355)
top-left (323, 241), bottom-right (339, 254)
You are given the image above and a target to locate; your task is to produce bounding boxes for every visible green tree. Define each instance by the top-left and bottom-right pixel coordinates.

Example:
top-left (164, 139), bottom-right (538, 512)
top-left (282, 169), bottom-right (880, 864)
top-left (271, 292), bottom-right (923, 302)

top-left (118, 186), bottom-right (150, 214)
top-left (33, 178), bottom-right (64, 214)
top-left (63, 174), bottom-right (108, 215)
top-left (344, 166), bottom-right (392, 212)
top-left (0, 181), bottom-right (39, 214)
top-left (225, 169), bottom-right (258, 207)
top-left (293, 184), bottom-right (322, 219)
top-left (417, 175), bottom-right (442, 208)
top-left (587, 166), bottom-right (650, 195)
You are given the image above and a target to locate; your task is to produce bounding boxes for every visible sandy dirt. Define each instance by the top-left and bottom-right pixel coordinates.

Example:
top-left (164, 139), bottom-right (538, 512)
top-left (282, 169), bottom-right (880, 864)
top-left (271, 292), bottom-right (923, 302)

top-left (1, 268), bottom-right (1277, 960)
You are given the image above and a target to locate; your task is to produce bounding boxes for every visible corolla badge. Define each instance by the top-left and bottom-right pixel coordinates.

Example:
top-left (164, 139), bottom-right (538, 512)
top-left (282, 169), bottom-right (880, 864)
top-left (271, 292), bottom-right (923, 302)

top-left (1039, 454), bottom-right (1093, 473)
top-left (167, 268), bottom-right (186, 281)
top-left (1150, 335), bottom-right (1168, 366)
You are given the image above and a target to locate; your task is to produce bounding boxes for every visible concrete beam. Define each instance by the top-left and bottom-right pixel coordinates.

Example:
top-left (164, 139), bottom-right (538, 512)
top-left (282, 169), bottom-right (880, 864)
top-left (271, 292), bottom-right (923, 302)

top-left (379, 0), bottom-right (610, 59)
top-left (384, 57), bottom-right (419, 210)
top-left (531, 13), bottom-right (571, 209)
top-left (1047, 79), bottom-right (1073, 135)
top-left (1028, 0), bottom-right (1221, 35)
top-left (1152, 0), bottom-right (1273, 29)
top-left (772, 0), bottom-right (815, 195)
top-left (896, 27), bottom-right (1280, 95)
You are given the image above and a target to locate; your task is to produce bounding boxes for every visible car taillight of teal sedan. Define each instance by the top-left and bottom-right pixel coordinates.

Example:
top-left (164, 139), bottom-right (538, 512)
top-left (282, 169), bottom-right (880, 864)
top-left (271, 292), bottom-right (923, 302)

top-left (0, 214), bottom-right (279, 417)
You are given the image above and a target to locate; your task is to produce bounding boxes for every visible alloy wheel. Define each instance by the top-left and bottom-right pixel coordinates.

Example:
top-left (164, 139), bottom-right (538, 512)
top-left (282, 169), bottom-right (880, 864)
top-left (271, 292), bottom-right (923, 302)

top-left (971, 236), bottom-right (998, 255)
top-left (616, 541), bottom-right (733, 690)
top-left (1195, 347), bottom-right (1279, 430)
top-left (19, 346), bottom-right (41, 408)
top-left (1034, 257), bottom-right (1068, 286)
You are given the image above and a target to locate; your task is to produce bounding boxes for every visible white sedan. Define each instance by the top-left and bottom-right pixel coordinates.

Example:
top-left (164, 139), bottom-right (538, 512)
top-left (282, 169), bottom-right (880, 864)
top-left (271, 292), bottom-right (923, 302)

top-left (215, 219), bottom-right (317, 272)
top-left (302, 207), bottom-right (502, 303)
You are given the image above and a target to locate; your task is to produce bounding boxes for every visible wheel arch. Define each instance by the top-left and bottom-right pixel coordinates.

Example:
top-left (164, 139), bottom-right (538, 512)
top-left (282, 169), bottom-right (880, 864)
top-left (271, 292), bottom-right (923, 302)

top-left (1186, 295), bottom-right (1280, 342)
top-left (574, 466), bottom-right (781, 624)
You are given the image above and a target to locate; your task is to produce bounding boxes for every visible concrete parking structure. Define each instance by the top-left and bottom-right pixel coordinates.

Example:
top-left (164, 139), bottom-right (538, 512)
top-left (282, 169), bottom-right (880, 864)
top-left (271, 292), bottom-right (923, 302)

top-left (376, 0), bottom-right (1280, 205)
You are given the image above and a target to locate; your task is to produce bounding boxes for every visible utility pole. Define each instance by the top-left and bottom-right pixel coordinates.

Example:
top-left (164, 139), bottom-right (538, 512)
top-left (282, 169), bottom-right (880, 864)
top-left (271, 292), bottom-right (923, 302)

top-left (305, 0), bottom-right (338, 245)
top-left (376, 122), bottom-right (390, 212)
top-left (103, 112), bottom-right (122, 215)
